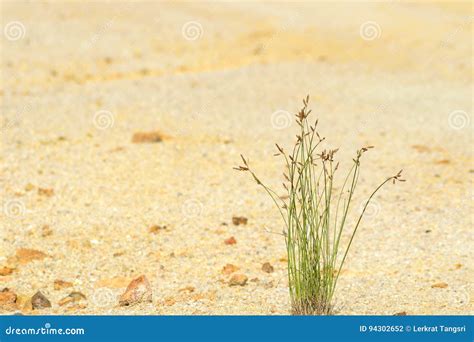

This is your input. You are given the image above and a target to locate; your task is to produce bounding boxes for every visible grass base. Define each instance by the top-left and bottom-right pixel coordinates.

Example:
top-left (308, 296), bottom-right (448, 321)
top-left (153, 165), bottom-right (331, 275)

top-left (291, 299), bottom-right (333, 316)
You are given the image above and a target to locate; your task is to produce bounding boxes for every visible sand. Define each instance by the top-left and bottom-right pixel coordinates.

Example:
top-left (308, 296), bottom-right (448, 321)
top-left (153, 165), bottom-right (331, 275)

top-left (1, 1), bottom-right (472, 315)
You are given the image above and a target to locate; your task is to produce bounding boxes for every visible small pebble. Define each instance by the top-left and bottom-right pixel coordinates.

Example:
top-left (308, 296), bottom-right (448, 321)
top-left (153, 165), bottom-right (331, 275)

top-left (222, 264), bottom-right (239, 275)
top-left (15, 295), bottom-right (32, 312)
top-left (0, 288), bottom-right (17, 310)
top-left (431, 282), bottom-right (448, 289)
top-left (119, 275), bottom-right (152, 306)
top-left (132, 131), bottom-right (164, 143)
top-left (178, 286), bottom-right (195, 293)
top-left (31, 291), bottom-right (51, 309)
top-left (411, 145), bottom-right (431, 153)
top-left (41, 225), bottom-right (53, 237)
top-left (149, 225), bottom-right (167, 234)
top-left (163, 297), bottom-right (176, 306)
top-left (229, 274), bottom-right (248, 286)
top-left (24, 183), bottom-right (35, 191)
top-left (12, 248), bottom-right (48, 265)
top-left (261, 262), bottom-right (274, 273)
top-left (54, 279), bottom-right (73, 291)
top-left (0, 266), bottom-right (14, 276)
top-left (224, 236), bottom-right (237, 245)
top-left (38, 188), bottom-right (54, 197)
top-left (232, 216), bottom-right (248, 225)
top-left (58, 292), bottom-right (86, 306)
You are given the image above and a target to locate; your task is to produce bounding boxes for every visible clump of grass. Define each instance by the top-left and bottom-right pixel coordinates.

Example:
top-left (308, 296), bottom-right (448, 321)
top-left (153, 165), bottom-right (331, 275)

top-left (235, 96), bottom-right (404, 315)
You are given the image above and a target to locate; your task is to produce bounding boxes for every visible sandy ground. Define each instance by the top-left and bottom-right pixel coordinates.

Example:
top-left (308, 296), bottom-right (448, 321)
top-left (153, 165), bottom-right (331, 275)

top-left (0, 1), bottom-right (473, 315)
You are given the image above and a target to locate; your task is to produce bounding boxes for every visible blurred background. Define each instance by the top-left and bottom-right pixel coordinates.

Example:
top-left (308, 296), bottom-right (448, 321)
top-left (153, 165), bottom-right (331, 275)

top-left (1, 1), bottom-right (472, 315)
